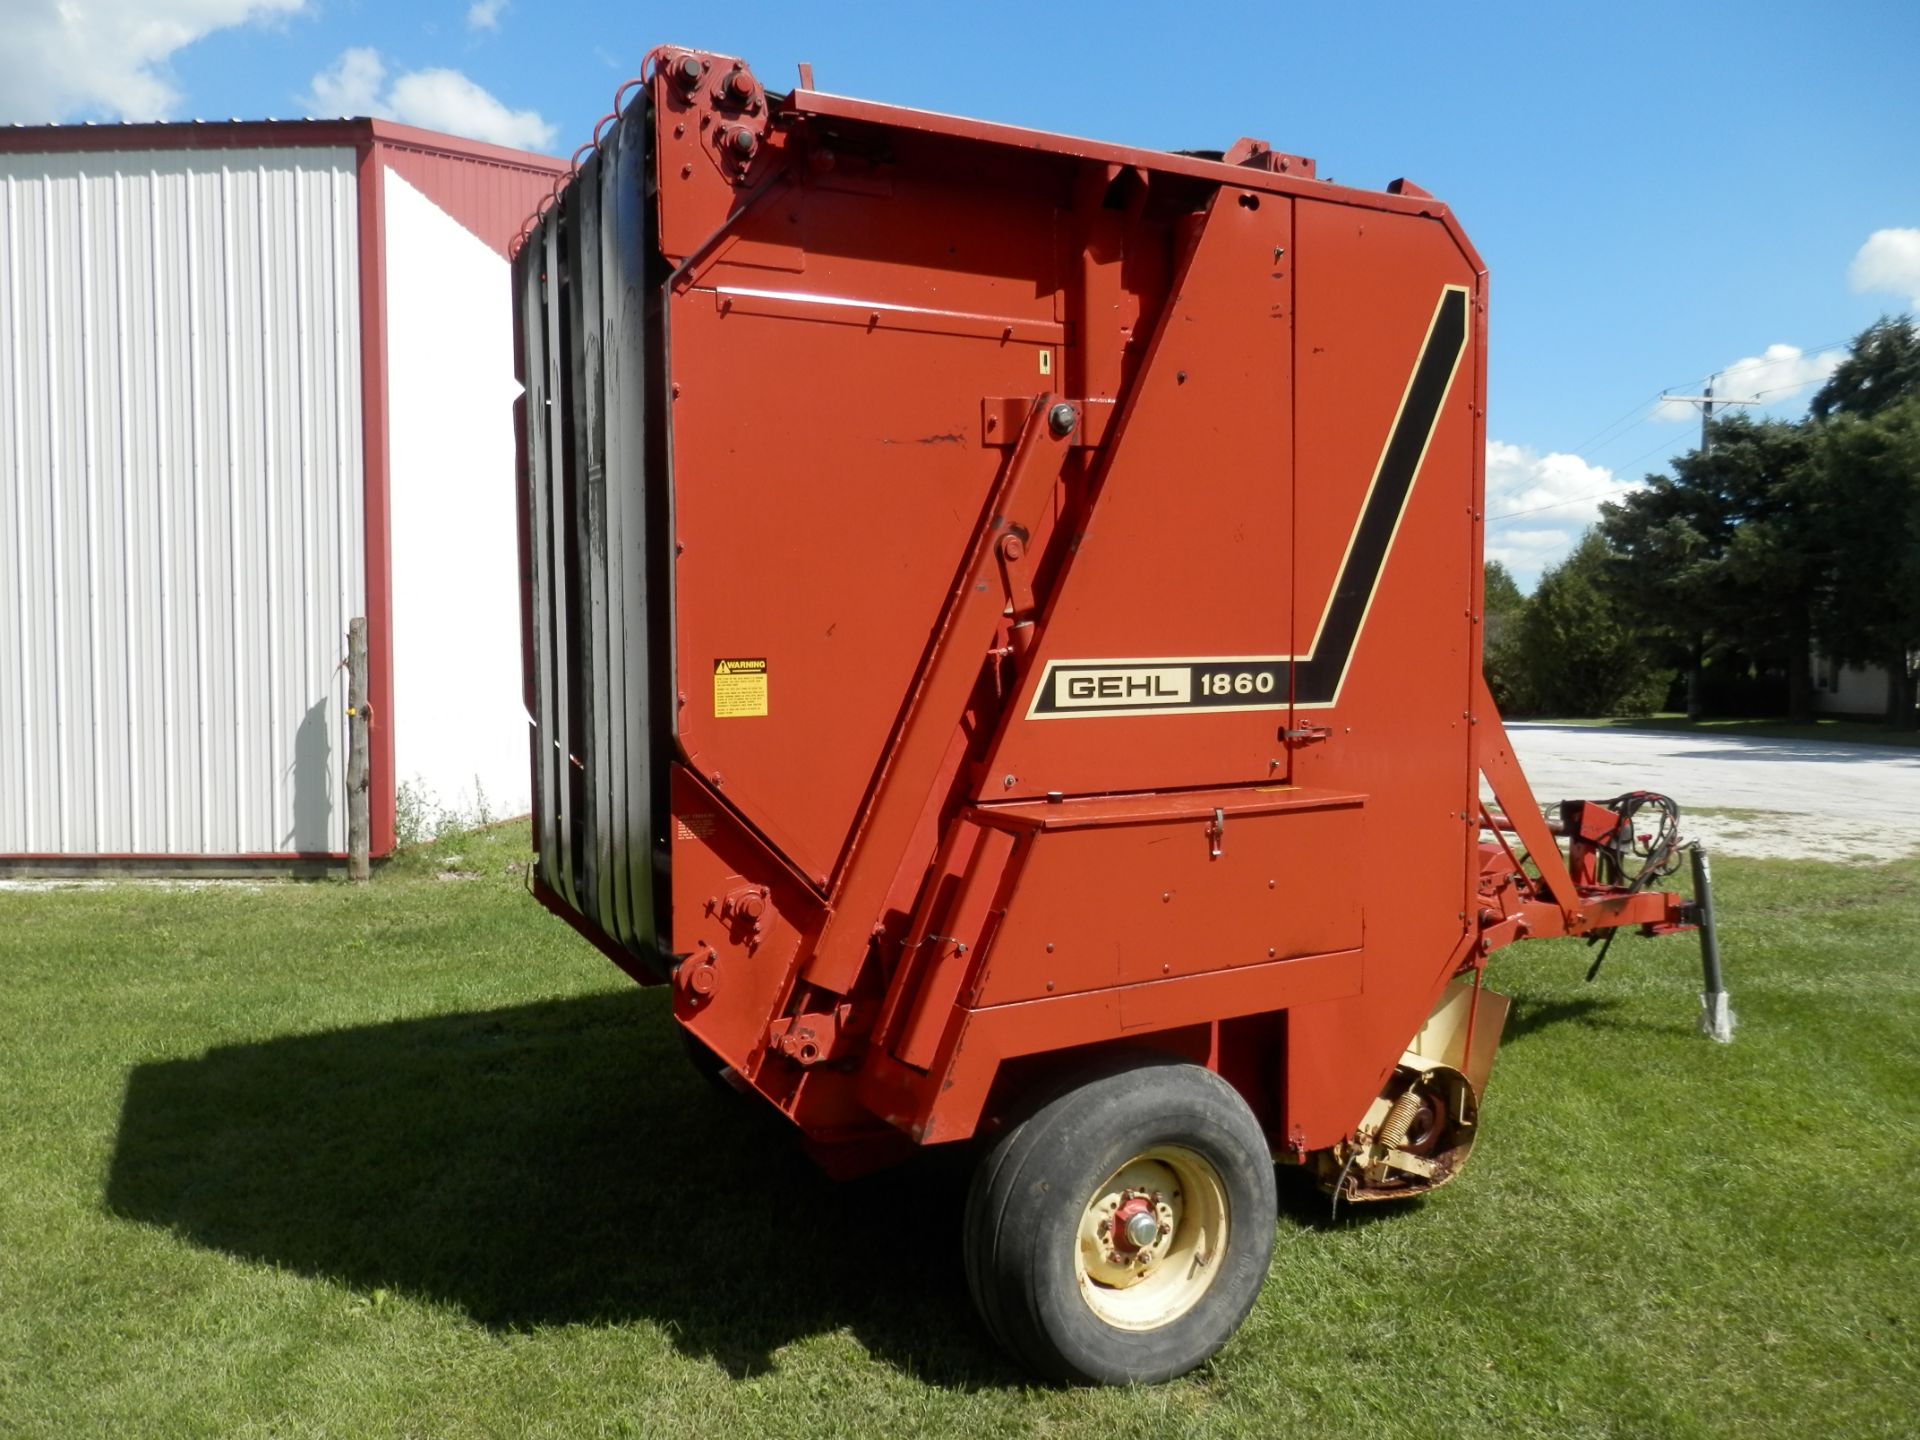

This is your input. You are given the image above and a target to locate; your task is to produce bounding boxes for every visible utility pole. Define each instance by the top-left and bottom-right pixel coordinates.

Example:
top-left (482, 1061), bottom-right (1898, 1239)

top-left (1654, 375), bottom-right (1763, 722)
top-left (1659, 373), bottom-right (1760, 454)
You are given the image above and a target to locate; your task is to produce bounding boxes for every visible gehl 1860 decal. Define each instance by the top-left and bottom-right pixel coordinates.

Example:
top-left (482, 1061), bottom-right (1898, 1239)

top-left (1028, 660), bottom-right (1290, 717)
top-left (1026, 284), bottom-right (1470, 721)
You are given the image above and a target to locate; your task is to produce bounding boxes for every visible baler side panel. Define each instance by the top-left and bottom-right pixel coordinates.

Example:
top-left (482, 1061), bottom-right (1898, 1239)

top-left (981, 188), bottom-right (1298, 795)
top-left (666, 140), bottom-right (1069, 889)
top-left (1281, 198), bottom-right (1484, 1146)
top-left (669, 761), bottom-right (824, 1075)
top-left (967, 795), bottom-right (1365, 1008)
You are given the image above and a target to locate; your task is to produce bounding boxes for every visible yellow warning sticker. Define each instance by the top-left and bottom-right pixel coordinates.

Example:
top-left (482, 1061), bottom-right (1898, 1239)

top-left (713, 658), bottom-right (768, 718)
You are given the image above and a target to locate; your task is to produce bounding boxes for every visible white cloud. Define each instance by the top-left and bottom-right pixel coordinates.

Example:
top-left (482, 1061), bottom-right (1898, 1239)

top-left (305, 48), bottom-right (557, 153)
top-left (1849, 227), bottom-right (1920, 310)
top-left (1484, 439), bottom-right (1636, 589)
top-left (306, 46), bottom-right (385, 115)
top-left (1486, 439), bottom-right (1625, 520)
top-left (1653, 342), bottom-right (1845, 423)
top-left (466, 0), bottom-right (507, 32)
top-left (0, 0), bottom-right (304, 123)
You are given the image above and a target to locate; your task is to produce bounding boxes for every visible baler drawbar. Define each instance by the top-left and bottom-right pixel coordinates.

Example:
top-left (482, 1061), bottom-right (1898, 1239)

top-left (510, 47), bottom-right (1722, 1384)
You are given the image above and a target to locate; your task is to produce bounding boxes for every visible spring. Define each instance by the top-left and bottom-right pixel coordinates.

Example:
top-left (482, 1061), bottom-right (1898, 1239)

top-left (1377, 1088), bottom-right (1425, 1150)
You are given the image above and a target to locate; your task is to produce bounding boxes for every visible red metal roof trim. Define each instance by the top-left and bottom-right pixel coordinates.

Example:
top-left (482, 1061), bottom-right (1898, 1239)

top-left (0, 116), bottom-right (568, 174)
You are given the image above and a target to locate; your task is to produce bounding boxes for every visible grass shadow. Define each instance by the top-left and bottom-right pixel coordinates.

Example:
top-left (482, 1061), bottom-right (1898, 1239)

top-left (1501, 994), bottom-right (1619, 1043)
top-left (1498, 992), bottom-right (1683, 1044)
top-left (1272, 1163), bottom-right (1412, 1232)
top-left (104, 988), bottom-right (1019, 1387)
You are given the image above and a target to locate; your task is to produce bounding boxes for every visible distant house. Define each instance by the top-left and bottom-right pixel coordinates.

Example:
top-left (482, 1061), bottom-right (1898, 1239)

top-left (1812, 654), bottom-right (1912, 718)
top-left (0, 119), bottom-right (567, 865)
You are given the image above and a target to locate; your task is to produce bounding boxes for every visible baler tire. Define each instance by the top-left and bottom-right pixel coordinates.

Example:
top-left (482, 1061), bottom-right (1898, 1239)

top-left (963, 1058), bottom-right (1276, 1385)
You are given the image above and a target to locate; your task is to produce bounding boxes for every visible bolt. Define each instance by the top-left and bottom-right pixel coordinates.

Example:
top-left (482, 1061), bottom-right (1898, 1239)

top-left (727, 127), bottom-right (757, 159)
top-left (674, 55), bottom-right (703, 88)
top-left (1003, 774), bottom-right (1015, 789)
top-left (1047, 402), bottom-right (1077, 437)
top-left (1001, 534), bottom-right (1026, 562)
top-left (726, 69), bottom-right (755, 102)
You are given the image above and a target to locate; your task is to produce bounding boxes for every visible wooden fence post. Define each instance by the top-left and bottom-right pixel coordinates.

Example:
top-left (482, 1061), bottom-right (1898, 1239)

top-left (347, 617), bottom-right (371, 883)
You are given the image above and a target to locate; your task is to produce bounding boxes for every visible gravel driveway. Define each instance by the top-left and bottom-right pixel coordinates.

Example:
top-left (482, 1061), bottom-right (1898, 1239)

top-left (1503, 724), bottom-right (1920, 863)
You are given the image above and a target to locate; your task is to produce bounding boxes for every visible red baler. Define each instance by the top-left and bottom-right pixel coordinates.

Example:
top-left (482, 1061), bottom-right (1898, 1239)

top-left (510, 49), bottom-right (1718, 1384)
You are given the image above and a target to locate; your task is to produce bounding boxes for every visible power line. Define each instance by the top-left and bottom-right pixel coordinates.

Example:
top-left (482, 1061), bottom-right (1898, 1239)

top-left (1555, 331), bottom-right (1854, 468)
top-left (1487, 433), bottom-right (1694, 525)
top-left (1487, 331), bottom-right (1859, 525)
top-left (1486, 486), bottom-right (1638, 525)
top-left (1562, 388), bottom-right (1672, 458)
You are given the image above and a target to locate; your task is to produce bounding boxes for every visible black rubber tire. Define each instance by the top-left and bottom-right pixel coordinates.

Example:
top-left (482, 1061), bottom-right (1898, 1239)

top-left (962, 1057), bottom-right (1277, 1385)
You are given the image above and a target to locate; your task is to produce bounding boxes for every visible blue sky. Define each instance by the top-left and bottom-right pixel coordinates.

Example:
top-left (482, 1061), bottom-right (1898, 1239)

top-left (7, 1), bottom-right (1918, 587)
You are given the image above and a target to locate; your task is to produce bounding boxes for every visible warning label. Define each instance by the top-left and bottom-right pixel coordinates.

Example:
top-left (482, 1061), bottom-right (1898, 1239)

top-left (713, 658), bottom-right (768, 718)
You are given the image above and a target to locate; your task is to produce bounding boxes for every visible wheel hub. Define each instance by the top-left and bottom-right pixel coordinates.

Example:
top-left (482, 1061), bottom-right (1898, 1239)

top-left (1083, 1184), bottom-right (1176, 1286)
top-left (1074, 1147), bottom-right (1228, 1330)
top-left (1121, 1202), bottom-right (1161, 1251)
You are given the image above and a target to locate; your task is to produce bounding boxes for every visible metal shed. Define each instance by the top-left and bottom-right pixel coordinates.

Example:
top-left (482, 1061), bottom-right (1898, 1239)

top-left (1, 119), bottom-right (568, 865)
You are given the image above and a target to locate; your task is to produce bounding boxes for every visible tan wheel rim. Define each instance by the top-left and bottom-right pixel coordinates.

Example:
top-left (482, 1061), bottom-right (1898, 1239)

top-left (1073, 1144), bottom-right (1229, 1330)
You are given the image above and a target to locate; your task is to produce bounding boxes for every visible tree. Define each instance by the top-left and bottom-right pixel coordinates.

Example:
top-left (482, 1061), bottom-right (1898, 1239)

top-left (1481, 560), bottom-right (1529, 713)
top-left (1483, 559), bottom-right (1524, 617)
top-left (1808, 395), bottom-right (1920, 728)
top-left (1598, 415), bottom-right (1816, 720)
top-left (1504, 532), bottom-right (1667, 717)
top-left (1810, 316), bottom-right (1920, 421)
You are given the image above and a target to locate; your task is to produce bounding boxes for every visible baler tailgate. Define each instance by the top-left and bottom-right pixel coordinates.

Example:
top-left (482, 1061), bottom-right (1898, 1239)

top-left (516, 101), bottom-right (663, 959)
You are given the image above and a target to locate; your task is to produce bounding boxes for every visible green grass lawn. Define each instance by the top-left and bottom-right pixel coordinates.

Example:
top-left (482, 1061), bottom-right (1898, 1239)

top-left (1524, 713), bottom-right (1920, 749)
top-left (3, 823), bottom-right (1915, 1438)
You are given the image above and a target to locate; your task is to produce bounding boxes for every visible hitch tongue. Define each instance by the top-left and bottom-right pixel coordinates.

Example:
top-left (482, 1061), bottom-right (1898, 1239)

top-left (1689, 844), bottom-right (1734, 1043)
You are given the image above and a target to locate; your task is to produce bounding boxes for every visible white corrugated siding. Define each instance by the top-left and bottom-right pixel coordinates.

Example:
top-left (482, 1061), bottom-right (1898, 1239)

top-left (0, 147), bottom-right (363, 856)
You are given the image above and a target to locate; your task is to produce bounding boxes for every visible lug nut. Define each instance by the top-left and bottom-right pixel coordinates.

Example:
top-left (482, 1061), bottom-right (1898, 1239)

top-left (1047, 402), bottom-right (1078, 437)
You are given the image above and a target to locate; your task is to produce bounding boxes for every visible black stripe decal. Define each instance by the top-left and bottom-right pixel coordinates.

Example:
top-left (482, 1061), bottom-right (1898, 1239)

top-left (1026, 285), bottom-right (1469, 720)
top-left (1293, 285), bottom-right (1469, 705)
